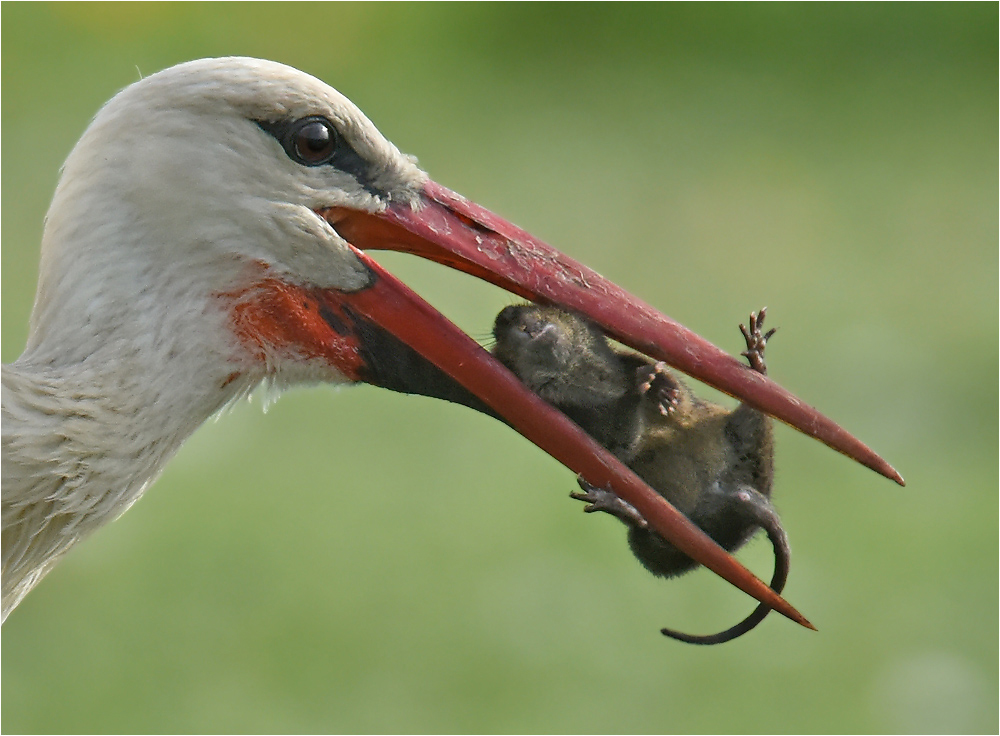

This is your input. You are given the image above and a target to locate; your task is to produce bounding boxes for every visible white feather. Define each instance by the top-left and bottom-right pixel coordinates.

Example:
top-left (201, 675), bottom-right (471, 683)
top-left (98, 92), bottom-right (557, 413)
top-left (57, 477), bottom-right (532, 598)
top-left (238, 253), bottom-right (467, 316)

top-left (2, 57), bottom-right (427, 621)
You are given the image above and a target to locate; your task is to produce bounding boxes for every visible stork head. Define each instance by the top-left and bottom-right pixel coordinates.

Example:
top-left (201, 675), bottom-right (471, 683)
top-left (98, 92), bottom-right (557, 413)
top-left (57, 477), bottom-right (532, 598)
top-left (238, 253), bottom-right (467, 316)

top-left (19, 57), bottom-right (901, 627)
top-left (28, 58), bottom-right (421, 370)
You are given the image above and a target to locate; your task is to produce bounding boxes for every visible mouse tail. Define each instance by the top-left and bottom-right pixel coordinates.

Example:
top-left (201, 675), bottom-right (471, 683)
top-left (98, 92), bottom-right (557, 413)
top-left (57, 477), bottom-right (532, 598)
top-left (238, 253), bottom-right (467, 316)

top-left (660, 488), bottom-right (790, 645)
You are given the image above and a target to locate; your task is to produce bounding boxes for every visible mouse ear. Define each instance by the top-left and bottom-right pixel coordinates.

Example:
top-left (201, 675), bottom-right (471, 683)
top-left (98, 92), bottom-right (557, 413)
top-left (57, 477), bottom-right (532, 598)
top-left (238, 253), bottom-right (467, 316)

top-left (660, 487), bottom-right (792, 645)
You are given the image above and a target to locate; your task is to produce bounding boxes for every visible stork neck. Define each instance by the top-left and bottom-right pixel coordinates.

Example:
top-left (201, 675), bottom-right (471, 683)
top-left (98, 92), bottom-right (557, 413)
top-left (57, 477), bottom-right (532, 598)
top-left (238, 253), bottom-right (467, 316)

top-left (5, 346), bottom-right (256, 500)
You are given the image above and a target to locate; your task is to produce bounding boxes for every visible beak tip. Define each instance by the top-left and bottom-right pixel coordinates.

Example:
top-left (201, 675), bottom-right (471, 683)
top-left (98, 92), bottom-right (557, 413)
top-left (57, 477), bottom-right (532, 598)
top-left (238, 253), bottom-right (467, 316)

top-left (782, 604), bottom-right (816, 631)
top-left (877, 459), bottom-right (905, 486)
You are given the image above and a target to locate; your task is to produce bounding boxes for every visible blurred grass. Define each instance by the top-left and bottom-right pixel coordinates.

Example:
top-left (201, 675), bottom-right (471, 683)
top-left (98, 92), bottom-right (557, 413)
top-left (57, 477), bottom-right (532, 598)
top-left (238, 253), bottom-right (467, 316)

top-left (2, 3), bottom-right (997, 733)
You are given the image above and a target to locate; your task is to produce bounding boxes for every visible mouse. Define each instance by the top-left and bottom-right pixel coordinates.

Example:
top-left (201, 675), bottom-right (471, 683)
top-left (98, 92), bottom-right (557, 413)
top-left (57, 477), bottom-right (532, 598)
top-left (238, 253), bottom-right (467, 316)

top-left (492, 304), bottom-right (788, 644)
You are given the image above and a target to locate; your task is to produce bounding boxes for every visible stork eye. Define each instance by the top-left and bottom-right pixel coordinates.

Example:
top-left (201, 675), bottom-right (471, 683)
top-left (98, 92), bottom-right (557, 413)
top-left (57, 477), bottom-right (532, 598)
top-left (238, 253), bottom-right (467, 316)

top-left (289, 117), bottom-right (338, 165)
top-left (257, 116), bottom-right (381, 195)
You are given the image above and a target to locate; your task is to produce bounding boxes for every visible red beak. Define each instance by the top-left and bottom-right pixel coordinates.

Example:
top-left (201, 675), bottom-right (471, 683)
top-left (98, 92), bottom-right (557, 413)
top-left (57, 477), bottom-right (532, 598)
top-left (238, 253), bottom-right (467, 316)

top-left (311, 179), bottom-right (902, 630)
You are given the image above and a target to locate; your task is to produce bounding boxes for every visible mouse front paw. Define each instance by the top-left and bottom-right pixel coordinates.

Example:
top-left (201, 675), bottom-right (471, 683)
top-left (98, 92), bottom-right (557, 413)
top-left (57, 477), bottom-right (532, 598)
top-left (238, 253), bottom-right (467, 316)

top-left (636, 362), bottom-right (681, 416)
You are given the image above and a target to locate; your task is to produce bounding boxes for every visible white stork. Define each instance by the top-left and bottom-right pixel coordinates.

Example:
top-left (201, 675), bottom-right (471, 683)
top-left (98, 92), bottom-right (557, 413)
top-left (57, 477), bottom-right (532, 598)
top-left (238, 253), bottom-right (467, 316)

top-left (1, 57), bottom-right (901, 625)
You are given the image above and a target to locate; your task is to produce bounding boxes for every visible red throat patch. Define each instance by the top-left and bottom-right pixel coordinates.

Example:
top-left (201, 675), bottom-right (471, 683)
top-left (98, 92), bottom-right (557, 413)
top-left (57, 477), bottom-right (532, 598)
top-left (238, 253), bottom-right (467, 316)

top-left (223, 277), bottom-right (366, 381)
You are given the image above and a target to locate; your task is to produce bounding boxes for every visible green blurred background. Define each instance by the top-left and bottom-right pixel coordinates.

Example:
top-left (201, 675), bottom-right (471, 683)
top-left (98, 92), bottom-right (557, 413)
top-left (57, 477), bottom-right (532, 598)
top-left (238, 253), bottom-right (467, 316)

top-left (2, 3), bottom-right (996, 733)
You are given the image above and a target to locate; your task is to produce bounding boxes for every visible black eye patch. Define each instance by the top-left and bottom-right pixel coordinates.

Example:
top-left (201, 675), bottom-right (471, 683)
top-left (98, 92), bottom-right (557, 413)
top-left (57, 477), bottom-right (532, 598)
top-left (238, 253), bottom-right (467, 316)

top-left (256, 116), bottom-right (384, 197)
